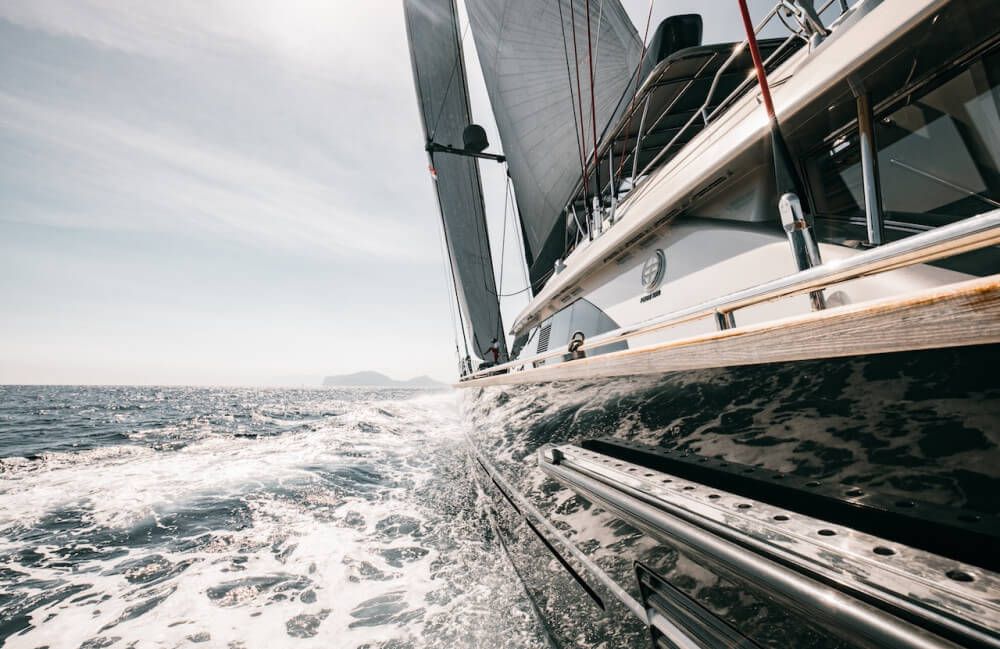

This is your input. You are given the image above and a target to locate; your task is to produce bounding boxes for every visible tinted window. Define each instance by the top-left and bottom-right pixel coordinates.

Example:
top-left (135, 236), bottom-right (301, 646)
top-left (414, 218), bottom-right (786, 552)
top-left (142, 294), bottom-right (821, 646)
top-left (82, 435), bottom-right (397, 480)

top-left (531, 299), bottom-right (626, 360)
top-left (808, 50), bottom-right (1000, 227)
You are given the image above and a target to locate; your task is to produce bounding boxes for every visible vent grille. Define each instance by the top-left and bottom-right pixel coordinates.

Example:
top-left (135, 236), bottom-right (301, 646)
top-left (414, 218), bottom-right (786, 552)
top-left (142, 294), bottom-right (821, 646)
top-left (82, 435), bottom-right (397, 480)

top-left (537, 324), bottom-right (552, 353)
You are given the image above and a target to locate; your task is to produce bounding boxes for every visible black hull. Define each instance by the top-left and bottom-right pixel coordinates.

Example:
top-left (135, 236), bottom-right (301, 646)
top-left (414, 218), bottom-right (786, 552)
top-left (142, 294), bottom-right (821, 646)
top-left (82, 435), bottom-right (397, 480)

top-left (462, 344), bottom-right (1000, 649)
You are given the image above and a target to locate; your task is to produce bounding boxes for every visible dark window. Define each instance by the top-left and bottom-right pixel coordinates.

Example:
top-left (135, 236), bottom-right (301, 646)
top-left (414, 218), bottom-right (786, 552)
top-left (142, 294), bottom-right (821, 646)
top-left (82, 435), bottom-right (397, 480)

top-left (805, 49), bottom-right (1000, 273)
top-left (530, 299), bottom-right (625, 360)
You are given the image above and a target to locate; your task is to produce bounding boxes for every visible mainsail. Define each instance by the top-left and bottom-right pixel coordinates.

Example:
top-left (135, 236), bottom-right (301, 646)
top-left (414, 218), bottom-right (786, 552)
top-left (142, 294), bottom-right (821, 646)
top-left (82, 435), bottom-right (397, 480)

top-left (465, 0), bottom-right (641, 290)
top-left (403, 0), bottom-right (508, 367)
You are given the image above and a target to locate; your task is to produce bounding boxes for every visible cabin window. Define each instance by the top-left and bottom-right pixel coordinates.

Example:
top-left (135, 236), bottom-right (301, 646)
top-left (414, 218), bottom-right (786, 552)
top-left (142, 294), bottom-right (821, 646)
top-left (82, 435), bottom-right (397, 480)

top-left (807, 49), bottom-right (1000, 228)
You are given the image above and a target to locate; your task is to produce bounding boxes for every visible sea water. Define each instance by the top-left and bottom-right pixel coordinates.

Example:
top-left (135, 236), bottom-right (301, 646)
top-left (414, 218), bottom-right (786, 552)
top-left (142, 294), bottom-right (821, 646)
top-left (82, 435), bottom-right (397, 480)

top-left (0, 386), bottom-right (548, 649)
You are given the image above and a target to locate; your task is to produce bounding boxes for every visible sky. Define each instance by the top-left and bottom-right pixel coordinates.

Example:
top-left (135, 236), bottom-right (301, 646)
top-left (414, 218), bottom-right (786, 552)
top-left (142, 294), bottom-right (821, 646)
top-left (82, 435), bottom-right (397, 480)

top-left (0, 0), bottom-right (791, 386)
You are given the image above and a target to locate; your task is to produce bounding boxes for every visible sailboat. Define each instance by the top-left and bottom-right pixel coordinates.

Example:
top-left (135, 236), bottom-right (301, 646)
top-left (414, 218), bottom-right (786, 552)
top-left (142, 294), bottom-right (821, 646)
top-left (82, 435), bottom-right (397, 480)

top-left (404, 0), bottom-right (1000, 646)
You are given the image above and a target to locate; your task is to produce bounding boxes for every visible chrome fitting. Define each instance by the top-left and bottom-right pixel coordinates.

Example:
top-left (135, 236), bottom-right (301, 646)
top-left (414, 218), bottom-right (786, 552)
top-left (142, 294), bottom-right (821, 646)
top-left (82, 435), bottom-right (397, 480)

top-left (778, 193), bottom-right (826, 310)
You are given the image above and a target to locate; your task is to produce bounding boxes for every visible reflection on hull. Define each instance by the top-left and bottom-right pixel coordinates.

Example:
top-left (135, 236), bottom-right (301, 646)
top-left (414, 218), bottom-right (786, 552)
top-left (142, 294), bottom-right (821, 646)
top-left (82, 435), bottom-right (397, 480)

top-left (462, 345), bottom-right (1000, 648)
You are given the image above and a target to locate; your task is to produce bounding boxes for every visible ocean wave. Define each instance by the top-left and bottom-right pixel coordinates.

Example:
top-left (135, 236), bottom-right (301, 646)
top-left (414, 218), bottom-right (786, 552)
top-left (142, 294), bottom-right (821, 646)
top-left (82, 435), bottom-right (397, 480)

top-left (0, 386), bottom-right (548, 649)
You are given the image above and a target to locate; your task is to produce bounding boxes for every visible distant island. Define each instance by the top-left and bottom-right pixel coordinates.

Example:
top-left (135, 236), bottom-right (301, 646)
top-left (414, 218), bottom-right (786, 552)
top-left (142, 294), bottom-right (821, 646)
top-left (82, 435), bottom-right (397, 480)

top-left (322, 371), bottom-right (446, 389)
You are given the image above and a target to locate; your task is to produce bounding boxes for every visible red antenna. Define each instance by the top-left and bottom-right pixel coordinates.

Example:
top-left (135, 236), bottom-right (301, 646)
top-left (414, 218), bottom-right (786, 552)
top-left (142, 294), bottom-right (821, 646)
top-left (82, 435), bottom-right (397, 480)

top-left (735, 0), bottom-right (803, 198)
top-left (737, 0), bottom-right (777, 121)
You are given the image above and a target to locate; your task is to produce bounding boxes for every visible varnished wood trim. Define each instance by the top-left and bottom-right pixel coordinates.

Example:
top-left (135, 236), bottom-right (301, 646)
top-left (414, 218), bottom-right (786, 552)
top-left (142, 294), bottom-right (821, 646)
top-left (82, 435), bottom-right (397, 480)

top-left (458, 275), bottom-right (1000, 388)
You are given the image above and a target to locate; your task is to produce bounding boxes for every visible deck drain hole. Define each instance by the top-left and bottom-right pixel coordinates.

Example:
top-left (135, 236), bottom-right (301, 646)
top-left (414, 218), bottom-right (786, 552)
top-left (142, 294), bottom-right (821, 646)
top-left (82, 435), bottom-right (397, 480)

top-left (736, 503), bottom-right (751, 509)
top-left (682, 486), bottom-right (695, 491)
top-left (946, 570), bottom-right (974, 583)
top-left (708, 494), bottom-right (720, 499)
top-left (773, 515), bottom-right (789, 522)
top-left (661, 478), bottom-right (672, 483)
top-left (817, 529), bottom-right (836, 536)
top-left (873, 546), bottom-right (895, 556)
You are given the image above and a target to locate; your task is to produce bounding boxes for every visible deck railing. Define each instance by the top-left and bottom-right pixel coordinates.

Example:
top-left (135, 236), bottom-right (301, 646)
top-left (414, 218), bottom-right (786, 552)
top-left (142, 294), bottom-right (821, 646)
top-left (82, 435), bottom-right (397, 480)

top-left (465, 209), bottom-right (1000, 381)
top-left (623, 0), bottom-right (851, 208)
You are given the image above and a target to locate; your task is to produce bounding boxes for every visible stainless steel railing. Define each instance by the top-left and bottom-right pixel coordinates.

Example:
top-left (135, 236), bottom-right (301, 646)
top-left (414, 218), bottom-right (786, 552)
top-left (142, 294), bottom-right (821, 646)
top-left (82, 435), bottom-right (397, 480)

top-left (465, 209), bottom-right (1000, 381)
top-left (625, 0), bottom-right (851, 206)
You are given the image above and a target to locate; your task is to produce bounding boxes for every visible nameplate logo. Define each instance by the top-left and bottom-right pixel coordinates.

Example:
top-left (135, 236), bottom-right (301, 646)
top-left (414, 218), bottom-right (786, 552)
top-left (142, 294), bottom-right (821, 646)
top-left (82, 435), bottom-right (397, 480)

top-left (641, 249), bottom-right (666, 291)
top-left (640, 289), bottom-right (661, 304)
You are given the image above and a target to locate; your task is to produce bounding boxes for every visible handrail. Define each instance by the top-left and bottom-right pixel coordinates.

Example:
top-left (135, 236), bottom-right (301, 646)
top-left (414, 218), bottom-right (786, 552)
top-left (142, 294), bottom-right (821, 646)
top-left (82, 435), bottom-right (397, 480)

top-left (464, 209), bottom-right (1000, 380)
top-left (564, 0), bottom-right (839, 230)
top-left (540, 448), bottom-right (996, 649)
top-left (628, 0), bottom-right (847, 204)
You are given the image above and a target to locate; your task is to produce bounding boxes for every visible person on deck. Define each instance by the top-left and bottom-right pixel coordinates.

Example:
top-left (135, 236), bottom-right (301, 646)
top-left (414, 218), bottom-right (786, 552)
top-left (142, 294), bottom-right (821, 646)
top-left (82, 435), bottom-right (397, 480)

top-left (485, 338), bottom-right (500, 365)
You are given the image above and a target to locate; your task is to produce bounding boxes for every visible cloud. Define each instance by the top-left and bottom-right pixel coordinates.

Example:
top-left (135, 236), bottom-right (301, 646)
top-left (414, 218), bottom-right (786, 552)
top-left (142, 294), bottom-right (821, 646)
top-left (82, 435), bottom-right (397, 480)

top-left (0, 91), bottom-right (437, 261)
top-left (0, 1), bottom-right (410, 86)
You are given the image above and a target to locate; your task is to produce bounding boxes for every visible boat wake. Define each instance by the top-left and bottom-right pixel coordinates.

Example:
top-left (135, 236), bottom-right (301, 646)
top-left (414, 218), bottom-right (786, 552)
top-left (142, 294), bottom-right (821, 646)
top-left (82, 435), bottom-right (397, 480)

top-left (0, 386), bottom-right (547, 649)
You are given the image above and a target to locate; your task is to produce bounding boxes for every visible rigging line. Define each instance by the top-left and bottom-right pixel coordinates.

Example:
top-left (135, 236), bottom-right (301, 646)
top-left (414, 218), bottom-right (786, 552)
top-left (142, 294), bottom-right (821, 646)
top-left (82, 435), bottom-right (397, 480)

top-left (495, 164), bottom-right (511, 341)
top-left (508, 176), bottom-right (531, 297)
top-left (408, 21), bottom-right (468, 365)
top-left (614, 0), bottom-right (655, 185)
top-left (461, 133), bottom-right (507, 352)
top-left (429, 19), bottom-right (473, 141)
top-left (429, 153), bottom-right (472, 365)
top-left (495, 202), bottom-right (532, 297)
top-left (557, 0), bottom-right (591, 222)
top-left (568, 0), bottom-right (591, 213)
top-left (483, 174), bottom-right (533, 298)
top-left (585, 0), bottom-right (601, 202)
top-left (433, 175), bottom-right (463, 362)
top-left (592, 0), bottom-right (605, 69)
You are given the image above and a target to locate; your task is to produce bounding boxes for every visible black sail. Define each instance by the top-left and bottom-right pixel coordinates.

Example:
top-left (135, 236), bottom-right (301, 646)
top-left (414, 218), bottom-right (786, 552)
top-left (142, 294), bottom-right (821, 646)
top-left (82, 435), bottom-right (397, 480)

top-left (403, 0), bottom-right (508, 367)
top-left (465, 0), bottom-right (641, 289)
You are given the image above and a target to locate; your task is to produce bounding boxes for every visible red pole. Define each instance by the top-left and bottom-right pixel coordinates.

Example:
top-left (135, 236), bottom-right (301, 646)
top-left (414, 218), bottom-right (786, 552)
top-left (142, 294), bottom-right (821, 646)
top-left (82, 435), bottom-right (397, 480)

top-left (737, 0), bottom-right (804, 200)
top-left (585, 0), bottom-right (600, 191)
top-left (736, 0), bottom-right (776, 121)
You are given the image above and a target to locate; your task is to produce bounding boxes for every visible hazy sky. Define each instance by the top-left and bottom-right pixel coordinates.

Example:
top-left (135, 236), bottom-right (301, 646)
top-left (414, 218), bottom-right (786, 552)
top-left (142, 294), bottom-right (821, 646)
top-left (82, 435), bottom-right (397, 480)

top-left (0, 1), bottom-right (787, 386)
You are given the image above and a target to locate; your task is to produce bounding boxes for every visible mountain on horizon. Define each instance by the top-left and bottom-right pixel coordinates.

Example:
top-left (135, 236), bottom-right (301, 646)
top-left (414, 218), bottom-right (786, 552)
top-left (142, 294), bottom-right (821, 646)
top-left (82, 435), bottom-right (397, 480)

top-left (322, 371), bottom-right (446, 389)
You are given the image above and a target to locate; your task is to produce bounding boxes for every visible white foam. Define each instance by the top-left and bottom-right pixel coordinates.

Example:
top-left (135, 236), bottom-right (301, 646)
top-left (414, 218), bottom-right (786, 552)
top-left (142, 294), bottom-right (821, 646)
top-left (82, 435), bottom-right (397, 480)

top-left (2, 389), bottom-right (547, 649)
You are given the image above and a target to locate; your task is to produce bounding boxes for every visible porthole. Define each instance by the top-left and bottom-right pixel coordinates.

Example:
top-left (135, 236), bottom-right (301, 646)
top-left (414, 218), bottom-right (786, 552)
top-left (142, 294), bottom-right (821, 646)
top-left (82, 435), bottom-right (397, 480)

top-left (873, 546), bottom-right (895, 556)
